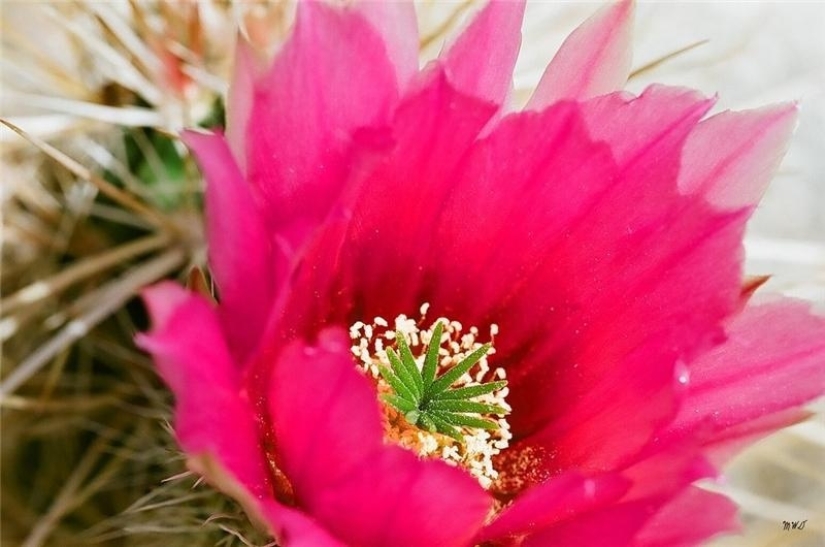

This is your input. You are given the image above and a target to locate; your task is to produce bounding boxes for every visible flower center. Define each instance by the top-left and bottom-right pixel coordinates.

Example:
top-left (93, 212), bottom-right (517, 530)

top-left (350, 304), bottom-right (511, 489)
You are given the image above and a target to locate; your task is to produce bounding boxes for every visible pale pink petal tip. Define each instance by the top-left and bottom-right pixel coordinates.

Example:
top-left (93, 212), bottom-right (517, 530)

top-left (246, 0), bottom-right (399, 239)
top-left (225, 36), bottom-right (265, 174)
top-left (667, 298), bottom-right (825, 462)
top-left (529, 0), bottom-right (634, 109)
top-left (354, 0), bottom-right (419, 91)
top-left (679, 102), bottom-right (799, 209)
top-left (440, 0), bottom-right (526, 105)
top-left (140, 281), bottom-right (192, 333)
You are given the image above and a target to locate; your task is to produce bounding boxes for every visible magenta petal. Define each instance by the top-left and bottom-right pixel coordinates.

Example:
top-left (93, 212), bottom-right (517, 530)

top-left (279, 68), bottom-right (497, 333)
top-left (620, 445), bottom-right (716, 502)
top-left (664, 298), bottom-right (825, 455)
top-left (428, 101), bottom-right (616, 325)
top-left (520, 340), bottom-right (687, 473)
top-left (522, 499), bottom-right (660, 547)
top-left (510, 200), bottom-right (748, 474)
top-left (268, 328), bottom-right (384, 499)
top-left (247, 0), bottom-right (399, 239)
top-left (268, 329), bottom-right (491, 547)
top-left (315, 447), bottom-right (491, 547)
top-left (138, 288), bottom-right (349, 545)
top-left (294, 86), bottom-right (740, 484)
top-left (182, 130), bottom-right (277, 365)
top-left (424, 88), bottom-right (742, 479)
top-left (504, 448), bottom-right (716, 546)
top-left (632, 487), bottom-right (739, 547)
top-left (497, 87), bottom-right (720, 402)
top-left (440, 0), bottom-right (526, 105)
top-left (136, 282), bottom-right (270, 499)
top-left (261, 504), bottom-right (348, 547)
top-left (679, 103), bottom-right (798, 208)
top-left (478, 471), bottom-right (629, 543)
top-left (354, 0), bottom-right (419, 91)
top-left (528, 0), bottom-right (633, 108)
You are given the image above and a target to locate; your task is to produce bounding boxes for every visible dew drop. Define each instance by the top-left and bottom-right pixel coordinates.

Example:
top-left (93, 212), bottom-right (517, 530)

top-left (675, 361), bottom-right (690, 386)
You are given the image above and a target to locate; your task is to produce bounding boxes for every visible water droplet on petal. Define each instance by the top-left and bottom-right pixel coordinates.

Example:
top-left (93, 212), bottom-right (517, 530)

top-left (675, 361), bottom-right (690, 386)
top-left (584, 479), bottom-right (596, 498)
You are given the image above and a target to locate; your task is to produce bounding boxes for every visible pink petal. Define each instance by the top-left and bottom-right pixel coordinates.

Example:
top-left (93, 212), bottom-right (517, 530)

top-left (246, 0), bottom-right (399, 243)
top-left (181, 455), bottom-right (348, 547)
top-left (276, 68), bottom-right (496, 334)
top-left (528, 0), bottom-right (634, 109)
top-left (522, 499), bottom-right (660, 547)
top-left (138, 285), bottom-right (354, 544)
top-left (262, 504), bottom-right (349, 547)
top-left (679, 103), bottom-right (798, 209)
top-left (182, 130), bottom-right (278, 365)
top-left (268, 328), bottom-right (491, 547)
top-left (136, 282), bottom-right (271, 500)
top-left (663, 298), bottom-right (825, 456)
top-left (428, 86), bottom-right (714, 356)
top-left (314, 447), bottom-right (490, 547)
top-left (509, 204), bottom-right (747, 474)
top-left (516, 340), bottom-right (688, 474)
top-left (354, 0), bottom-right (419, 91)
top-left (694, 407), bottom-right (811, 468)
top-left (268, 328), bottom-right (384, 498)
top-left (494, 447), bottom-right (716, 545)
top-left (579, 85), bottom-right (713, 168)
top-left (620, 445), bottom-right (715, 502)
top-left (337, 68), bottom-right (496, 312)
top-left (425, 88), bottom-right (743, 479)
top-left (494, 88), bottom-right (721, 415)
top-left (631, 487), bottom-right (739, 547)
top-left (478, 471), bottom-right (629, 543)
top-left (440, 0), bottom-right (526, 105)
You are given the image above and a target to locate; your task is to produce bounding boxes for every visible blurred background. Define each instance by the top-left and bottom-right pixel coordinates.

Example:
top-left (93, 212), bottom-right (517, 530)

top-left (2, 1), bottom-right (823, 546)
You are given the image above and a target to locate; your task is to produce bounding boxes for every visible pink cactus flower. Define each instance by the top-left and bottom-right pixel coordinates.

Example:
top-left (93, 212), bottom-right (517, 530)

top-left (137, 1), bottom-right (825, 546)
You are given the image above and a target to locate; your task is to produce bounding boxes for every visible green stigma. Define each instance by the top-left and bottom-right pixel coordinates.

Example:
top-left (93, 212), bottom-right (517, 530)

top-left (377, 322), bottom-right (509, 443)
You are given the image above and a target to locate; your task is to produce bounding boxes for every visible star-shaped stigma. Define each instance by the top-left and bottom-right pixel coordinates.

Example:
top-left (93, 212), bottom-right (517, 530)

top-left (377, 322), bottom-right (509, 442)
